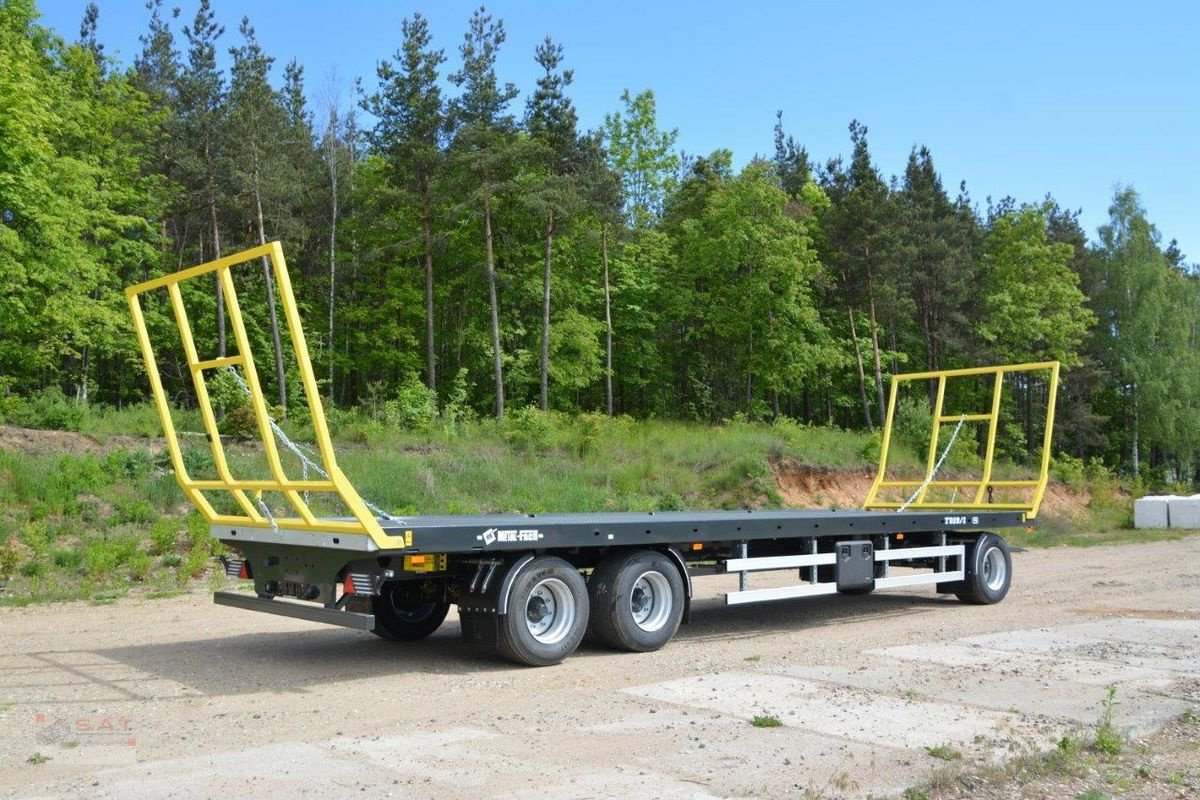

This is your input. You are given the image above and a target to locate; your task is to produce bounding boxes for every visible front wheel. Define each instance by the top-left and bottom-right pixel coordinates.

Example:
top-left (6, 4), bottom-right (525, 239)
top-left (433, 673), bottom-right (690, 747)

top-left (955, 533), bottom-right (1012, 605)
top-left (497, 556), bottom-right (589, 667)
top-left (373, 581), bottom-right (451, 641)
top-left (588, 550), bottom-right (685, 652)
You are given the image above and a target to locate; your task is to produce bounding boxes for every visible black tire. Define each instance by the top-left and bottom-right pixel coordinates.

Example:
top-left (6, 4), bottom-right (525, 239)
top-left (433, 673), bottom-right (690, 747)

top-left (373, 581), bottom-right (451, 641)
top-left (497, 556), bottom-right (589, 667)
top-left (955, 533), bottom-right (1012, 605)
top-left (588, 550), bottom-right (685, 652)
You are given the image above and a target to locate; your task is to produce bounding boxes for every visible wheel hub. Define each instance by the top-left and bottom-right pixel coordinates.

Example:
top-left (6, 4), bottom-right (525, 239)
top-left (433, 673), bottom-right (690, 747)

top-left (524, 579), bottom-right (574, 644)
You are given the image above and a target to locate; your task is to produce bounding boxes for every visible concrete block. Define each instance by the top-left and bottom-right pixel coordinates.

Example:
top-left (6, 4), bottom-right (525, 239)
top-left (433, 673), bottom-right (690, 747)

top-left (1133, 496), bottom-right (1170, 529)
top-left (1167, 495), bottom-right (1200, 529)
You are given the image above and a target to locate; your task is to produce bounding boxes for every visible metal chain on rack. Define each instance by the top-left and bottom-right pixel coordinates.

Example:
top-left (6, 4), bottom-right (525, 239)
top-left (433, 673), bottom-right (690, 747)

top-left (225, 368), bottom-right (399, 522)
top-left (897, 413), bottom-right (967, 513)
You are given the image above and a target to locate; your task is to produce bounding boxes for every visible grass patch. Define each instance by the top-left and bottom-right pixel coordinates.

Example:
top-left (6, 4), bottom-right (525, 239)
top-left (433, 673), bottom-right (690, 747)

top-left (750, 714), bottom-right (783, 728)
top-left (924, 743), bottom-right (962, 761)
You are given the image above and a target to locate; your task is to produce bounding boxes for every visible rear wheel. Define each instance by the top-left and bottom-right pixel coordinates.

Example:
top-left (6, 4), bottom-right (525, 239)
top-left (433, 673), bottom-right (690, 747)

top-left (588, 550), bottom-right (685, 652)
top-left (955, 533), bottom-right (1012, 605)
top-left (373, 581), bottom-right (451, 641)
top-left (497, 556), bottom-right (589, 667)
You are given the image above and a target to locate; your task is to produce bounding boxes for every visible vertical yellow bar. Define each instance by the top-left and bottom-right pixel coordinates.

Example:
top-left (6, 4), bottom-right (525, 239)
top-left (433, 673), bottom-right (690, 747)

top-left (267, 242), bottom-right (388, 544)
top-left (1029, 362), bottom-right (1060, 519)
top-left (972, 369), bottom-right (1006, 505)
top-left (217, 266), bottom-right (316, 526)
top-left (917, 375), bottom-right (948, 504)
top-left (125, 289), bottom-right (218, 521)
top-left (865, 376), bottom-right (901, 508)
top-left (166, 284), bottom-right (262, 521)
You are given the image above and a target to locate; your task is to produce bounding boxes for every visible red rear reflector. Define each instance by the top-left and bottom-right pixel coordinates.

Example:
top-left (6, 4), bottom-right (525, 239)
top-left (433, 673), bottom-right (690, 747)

top-left (343, 575), bottom-right (355, 595)
top-left (238, 563), bottom-right (250, 580)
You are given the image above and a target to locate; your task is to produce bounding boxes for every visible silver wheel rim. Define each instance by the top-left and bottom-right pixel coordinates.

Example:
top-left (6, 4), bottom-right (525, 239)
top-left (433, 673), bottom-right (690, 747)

top-left (629, 571), bottom-right (672, 632)
top-left (525, 578), bottom-right (575, 644)
top-left (981, 546), bottom-right (1007, 592)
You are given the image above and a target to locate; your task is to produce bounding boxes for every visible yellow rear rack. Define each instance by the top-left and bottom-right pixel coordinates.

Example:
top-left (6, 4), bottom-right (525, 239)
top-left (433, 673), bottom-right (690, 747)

top-left (864, 362), bottom-right (1060, 520)
top-left (126, 242), bottom-right (391, 548)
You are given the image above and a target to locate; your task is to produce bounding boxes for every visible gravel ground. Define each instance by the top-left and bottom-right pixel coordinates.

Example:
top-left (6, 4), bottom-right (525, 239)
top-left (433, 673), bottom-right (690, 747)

top-left (1, 537), bottom-right (1197, 799)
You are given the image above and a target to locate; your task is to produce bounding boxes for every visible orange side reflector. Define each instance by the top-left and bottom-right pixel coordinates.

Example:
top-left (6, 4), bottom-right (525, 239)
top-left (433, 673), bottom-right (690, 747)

top-left (409, 554), bottom-right (427, 565)
top-left (691, 543), bottom-right (702, 551)
top-left (895, 533), bottom-right (905, 541)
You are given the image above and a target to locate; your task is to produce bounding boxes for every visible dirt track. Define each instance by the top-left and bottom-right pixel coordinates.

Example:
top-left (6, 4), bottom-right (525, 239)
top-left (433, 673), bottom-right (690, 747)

top-left (1, 538), bottom-right (1198, 799)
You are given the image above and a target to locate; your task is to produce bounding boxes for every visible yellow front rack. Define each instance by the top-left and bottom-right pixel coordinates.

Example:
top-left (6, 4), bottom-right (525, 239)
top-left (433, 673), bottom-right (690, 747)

top-left (864, 361), bottom-right (1060, 520)
top-left (126, 242), bottom-right (391, 548)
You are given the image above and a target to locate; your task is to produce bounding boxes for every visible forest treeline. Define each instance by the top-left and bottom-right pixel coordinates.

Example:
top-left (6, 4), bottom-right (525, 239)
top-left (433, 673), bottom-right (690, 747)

top-left (1, 0), bottom-right (1198, 482)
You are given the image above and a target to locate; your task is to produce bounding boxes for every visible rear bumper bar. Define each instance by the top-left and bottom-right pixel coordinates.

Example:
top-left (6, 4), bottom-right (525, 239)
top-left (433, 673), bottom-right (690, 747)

top-left (213, 591), bottom-right (375, 631)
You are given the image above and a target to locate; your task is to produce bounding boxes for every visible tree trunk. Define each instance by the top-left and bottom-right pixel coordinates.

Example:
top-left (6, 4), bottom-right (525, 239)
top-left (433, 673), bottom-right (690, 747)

top-left (1131, 386), bottom-right (1140, 477)
top-left (602, 223), bottom-right (614, 417)
top-left (848, 309), bottom-right (873, 430)
top-left (327, 123), bottom-right (339, 403)
top-left (209, 191), bottom-right (224, 357)
top-left (539, 208), bottom-right (555, 411)
top-left (421, 178), bottom-right (436, 393)
top-left (868, 293), bottom-right (886, 425)
top-left (253, 177), bottom-right (288, 415)
top-left (484, 195), bottom-right (504, 418)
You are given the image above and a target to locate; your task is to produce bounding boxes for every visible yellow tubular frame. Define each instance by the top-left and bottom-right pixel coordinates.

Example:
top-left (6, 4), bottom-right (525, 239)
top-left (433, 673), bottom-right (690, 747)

top-left (864, 361), bottom-right (1060, 520)
top-left (126, 242), bottom-right (391, 547)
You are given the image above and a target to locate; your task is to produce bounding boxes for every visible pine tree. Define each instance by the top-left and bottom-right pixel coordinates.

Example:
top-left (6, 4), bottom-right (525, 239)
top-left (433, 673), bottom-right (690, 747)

top-left (227, 16), bottom-right (290, 410)
top-left (365, 12), bottom-right (446, 393)
top-left (525, 36), bottom-right (581, 410)
top-left (448, 6), bottom-right (519, 417)
top-left (177, 0), bottom-right (227, 353)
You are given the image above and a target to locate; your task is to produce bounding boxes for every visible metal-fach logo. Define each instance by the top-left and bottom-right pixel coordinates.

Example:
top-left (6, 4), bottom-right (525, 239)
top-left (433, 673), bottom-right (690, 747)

top-left (477, 527), bottom-right (542, 546)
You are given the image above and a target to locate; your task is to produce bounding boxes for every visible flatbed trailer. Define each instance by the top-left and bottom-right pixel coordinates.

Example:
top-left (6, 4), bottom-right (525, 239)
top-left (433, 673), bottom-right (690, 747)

top-left (127, 243), bottom-right (1060, 666)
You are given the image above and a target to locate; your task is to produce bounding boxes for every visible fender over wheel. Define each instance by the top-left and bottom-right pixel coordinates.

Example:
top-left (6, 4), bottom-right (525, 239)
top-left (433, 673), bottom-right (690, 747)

top-left (588, 550), bottom-right (685, 652)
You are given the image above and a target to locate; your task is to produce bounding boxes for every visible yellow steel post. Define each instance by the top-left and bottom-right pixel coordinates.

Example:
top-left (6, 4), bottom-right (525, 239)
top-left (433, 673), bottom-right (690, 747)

top-left (126, 291), bottom-right (218, 521)
top-left (216, 266), bottom-right (315, 526)
top-left (917, 374), bottom-right (948, 504)
top-left (972, 369), bottom-right (1006, 505)
top-left (865, 377), bottom-right (901, 509)
top-left (165, 283), bottom-right (261, 521)
top-left (265, 242), bottom-right (388, 544)
top-left (1029, 361), bottom-right (1060, 519)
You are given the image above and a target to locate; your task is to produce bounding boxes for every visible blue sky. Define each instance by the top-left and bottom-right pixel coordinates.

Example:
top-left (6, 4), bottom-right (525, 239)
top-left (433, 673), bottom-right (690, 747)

top-left (37, 0), bottom-right (1200, 263)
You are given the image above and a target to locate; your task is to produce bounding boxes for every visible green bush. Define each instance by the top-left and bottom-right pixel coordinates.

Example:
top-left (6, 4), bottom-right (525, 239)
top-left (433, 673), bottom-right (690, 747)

top-left (894, 396), bottom-right (933, 454)
top-left (113, 497), bottom-right (156, 526)
top-left (381, 373), bottom-right (438, 431)
top-left (1053, 453), bottom-right (1086, 490)
top-left (83, 535), bottom-right (137, 578)
top-left (4, 386), bottom-right (85, 431)
top-left (440, 368), bottom-right (474, 437)
top-left (149, 519), bottom-right (178, 555)
top-left (503, 406), bottom-right (556, 453)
